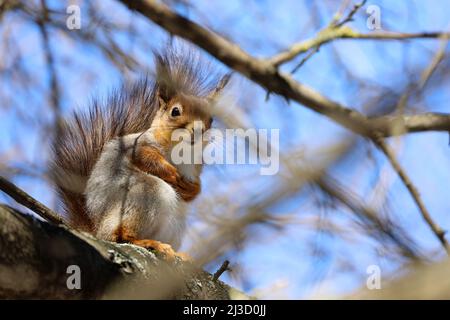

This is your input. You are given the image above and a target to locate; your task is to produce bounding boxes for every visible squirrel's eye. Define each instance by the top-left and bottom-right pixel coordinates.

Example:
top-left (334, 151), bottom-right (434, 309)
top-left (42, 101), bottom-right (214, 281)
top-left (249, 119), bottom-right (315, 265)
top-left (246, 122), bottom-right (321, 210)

top-left (171, 106), bottom-right (181, 117)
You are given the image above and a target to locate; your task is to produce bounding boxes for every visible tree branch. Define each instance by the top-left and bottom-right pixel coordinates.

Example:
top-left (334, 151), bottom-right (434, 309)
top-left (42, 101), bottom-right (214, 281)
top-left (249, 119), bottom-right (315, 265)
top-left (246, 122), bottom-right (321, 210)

top-left (371, 113), bottom-right (450, 137)
top-left (270, 27), bottom-right (450, 66)
top-left (118, 0), bottom-right (450, 139)
top-left (0, 175), bottom-right (64, 225)
top-left (0, 176), bottom-right (247, 299)
top-left (0, 204), bottom-right (247, 299)
top-left (372, 134), bottom-right (450, 254)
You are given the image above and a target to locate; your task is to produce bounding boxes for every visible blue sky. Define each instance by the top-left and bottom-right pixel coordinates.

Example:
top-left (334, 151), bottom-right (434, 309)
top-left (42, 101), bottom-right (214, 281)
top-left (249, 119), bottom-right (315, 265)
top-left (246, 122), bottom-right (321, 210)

top-left (0, 0), bottom-right (449, 298)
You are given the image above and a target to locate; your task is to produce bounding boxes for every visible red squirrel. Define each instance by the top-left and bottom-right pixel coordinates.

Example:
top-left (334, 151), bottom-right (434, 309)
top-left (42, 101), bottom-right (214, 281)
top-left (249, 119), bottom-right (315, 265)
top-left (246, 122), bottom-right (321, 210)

top-left (50, 48), bottom-right (229, 260)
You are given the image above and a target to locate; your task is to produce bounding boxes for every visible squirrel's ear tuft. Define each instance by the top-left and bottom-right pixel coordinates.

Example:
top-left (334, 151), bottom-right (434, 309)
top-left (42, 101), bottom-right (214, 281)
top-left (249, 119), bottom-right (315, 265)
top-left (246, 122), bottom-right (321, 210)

top-left (157, 89), bottom-right (169, 110)
top-left (156, 86), bottom-right (170, 109)
top-left (153, 43), bottom-right (225, 100)
top-left (208, 72), bottom-right (232, 101)
top-left (155, 52), bottom-right (176, 106)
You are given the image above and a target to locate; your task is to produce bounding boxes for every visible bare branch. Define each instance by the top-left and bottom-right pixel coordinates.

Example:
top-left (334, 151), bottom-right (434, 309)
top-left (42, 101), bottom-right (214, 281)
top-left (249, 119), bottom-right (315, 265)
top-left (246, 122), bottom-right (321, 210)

top-left (212, 260), bottom-right (230, 281)
top-left (371, 113), bottom-right (450, 136)
top-left (270, 28), bottom-right (450, 66)
top-left (0, 175), bottom-right (64, 225)
top-left (334, 0), bottom-right (367, 28)
top-left (372, 134), bottom-right (450, 254)
top-left (419, 34), bottom-right (450, 89)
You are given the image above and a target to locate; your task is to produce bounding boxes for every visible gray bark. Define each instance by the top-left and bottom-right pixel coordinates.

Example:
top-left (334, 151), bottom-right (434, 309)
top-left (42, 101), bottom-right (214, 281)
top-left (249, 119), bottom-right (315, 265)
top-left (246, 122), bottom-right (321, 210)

top-left (0, 204), bottom-right (247, 299)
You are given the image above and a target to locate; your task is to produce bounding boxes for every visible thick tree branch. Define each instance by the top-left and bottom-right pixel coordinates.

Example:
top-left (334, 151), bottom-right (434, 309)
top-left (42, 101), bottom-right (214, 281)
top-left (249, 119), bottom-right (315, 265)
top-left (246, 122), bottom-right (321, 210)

top-left (0, 176), bottom-right (248, 299)
top-left (0, 204), bottom-right (247, 299)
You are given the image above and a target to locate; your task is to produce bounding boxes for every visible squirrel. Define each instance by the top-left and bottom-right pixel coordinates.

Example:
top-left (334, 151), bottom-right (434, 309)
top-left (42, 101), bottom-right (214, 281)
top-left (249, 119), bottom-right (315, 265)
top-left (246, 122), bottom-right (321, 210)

top-left (50, 48), bottom-right (228, 260)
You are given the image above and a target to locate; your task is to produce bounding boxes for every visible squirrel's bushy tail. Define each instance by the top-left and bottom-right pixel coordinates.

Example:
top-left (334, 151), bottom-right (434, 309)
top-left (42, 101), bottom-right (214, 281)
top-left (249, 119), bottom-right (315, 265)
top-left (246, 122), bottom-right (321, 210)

top-left (50, 80), bottom-right (159, 231)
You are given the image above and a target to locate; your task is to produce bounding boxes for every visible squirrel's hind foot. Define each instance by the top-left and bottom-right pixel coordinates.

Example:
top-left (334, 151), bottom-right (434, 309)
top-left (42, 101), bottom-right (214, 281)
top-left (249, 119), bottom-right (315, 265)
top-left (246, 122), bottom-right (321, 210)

top-left (112, 226), bottom-right (192, 262)
top-left (130, 239), bottom-right (192, 262)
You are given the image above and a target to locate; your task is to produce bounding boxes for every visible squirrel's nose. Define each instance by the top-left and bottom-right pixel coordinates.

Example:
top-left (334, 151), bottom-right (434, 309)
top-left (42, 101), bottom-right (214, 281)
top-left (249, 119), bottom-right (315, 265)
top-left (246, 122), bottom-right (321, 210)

top-left (185, 121), bottom-right (206, 134)
top-left (185, 120), bottom-right (206, 145)
top-left (184, 122), bottom-right (194, 135)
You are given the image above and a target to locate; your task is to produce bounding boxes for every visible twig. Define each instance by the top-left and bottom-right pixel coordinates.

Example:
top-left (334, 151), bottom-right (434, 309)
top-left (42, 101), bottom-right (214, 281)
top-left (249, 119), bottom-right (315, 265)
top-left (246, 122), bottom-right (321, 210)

top-left (372, 134), bottom-right (450, 255)
top-left (291, 45), bottom-right (321, 74)
top-left (334, 0), bottom-right (367, 28)
top-left (0, 175), bottom-right (64, 225)
top-left (212, 260), bottom-right (230, 281)
top-left (270, 29), bottom-right (450, 66)
top-left (288, 0), bottom-right (367, 74)
top-left (419, 33), bottom-right (449, 90)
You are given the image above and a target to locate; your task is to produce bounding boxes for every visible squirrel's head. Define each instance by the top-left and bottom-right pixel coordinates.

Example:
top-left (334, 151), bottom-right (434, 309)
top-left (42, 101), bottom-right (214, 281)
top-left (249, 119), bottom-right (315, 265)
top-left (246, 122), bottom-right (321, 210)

top-left (148, 47), bottom-right (230, 149)
top-left (150, 93), bottom-right (213, 148)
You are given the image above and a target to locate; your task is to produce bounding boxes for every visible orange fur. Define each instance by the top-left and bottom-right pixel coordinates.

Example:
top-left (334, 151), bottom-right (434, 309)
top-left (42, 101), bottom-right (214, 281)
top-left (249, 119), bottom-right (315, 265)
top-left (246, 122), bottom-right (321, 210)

top-left (129, 144), bottom-right (201, 202)
top-left (115, 224), bottom-right (190, 261)
top-left (130, 144), bottom-right (179, 185)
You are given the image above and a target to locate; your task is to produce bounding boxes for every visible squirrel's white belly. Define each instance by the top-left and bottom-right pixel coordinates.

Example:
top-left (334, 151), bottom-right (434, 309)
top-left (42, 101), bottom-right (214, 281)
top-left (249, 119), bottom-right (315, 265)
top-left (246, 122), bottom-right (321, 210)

top-left (138, 176), bottom-right (187, 249)
top-left (85, 138), bottom-right (187, 250)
